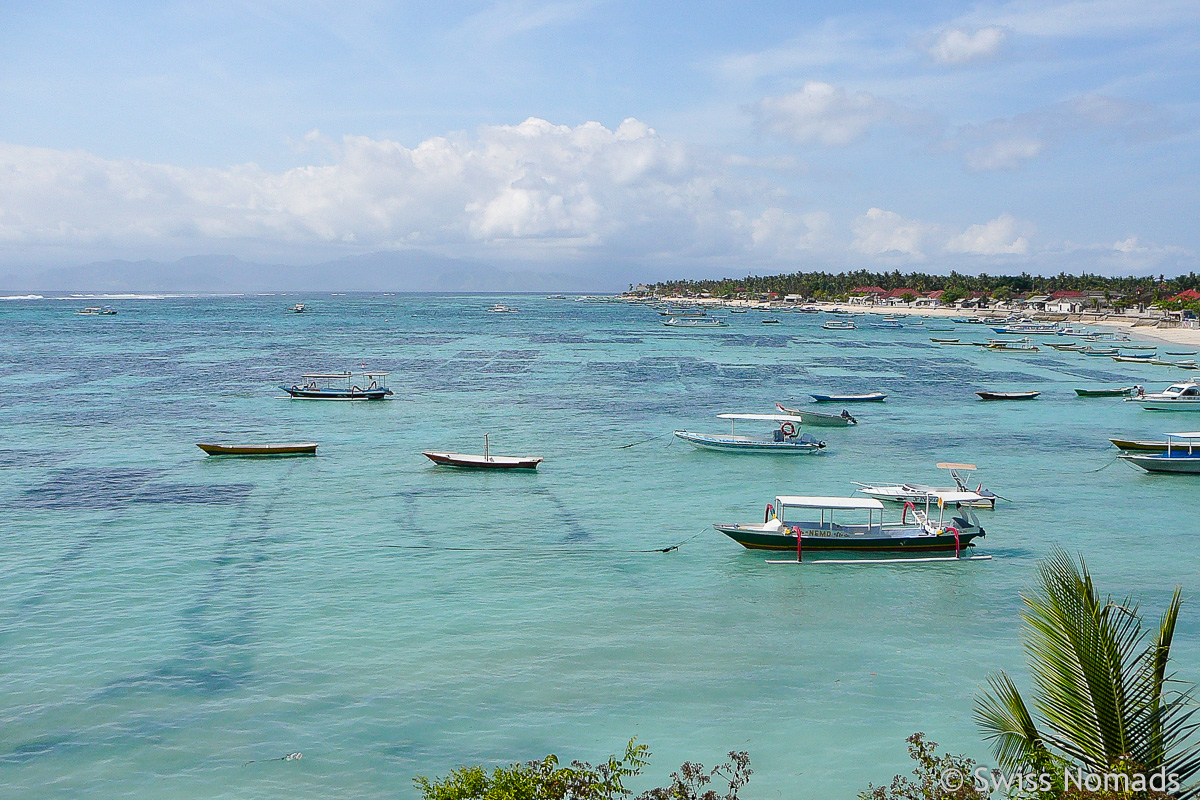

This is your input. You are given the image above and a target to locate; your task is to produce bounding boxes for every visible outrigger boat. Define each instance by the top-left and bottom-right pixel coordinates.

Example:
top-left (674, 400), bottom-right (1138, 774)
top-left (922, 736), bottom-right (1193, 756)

top-left (1081, 347), bottom-right (1119, 356)
top-left (281, 372), bottom-right (393, 400)
top-left (853, 463), bottom-right (999, 509)
top-left (1119, 432), bottom-right (1200, 474)
top-left (775, 402), bottom-right (857, 426)
top-left (423, 434), bottom-right (542, 470)
top-left (197, 442), bottom-right (317, 456)
top-left (663, 317), bottom-right (727, 328)
top-left (1074, 386), bottom-right (1136, 398)
top-left (983, 337), bottom-right (1038, 352)
top-left (822, 320), bottom-right (856, 330)
top-left (713, 492), bottom-right (987, 557)
top-left (810, 391), bottom-right (886, 402)
top-left (673, 413), bottom-right (826, 454)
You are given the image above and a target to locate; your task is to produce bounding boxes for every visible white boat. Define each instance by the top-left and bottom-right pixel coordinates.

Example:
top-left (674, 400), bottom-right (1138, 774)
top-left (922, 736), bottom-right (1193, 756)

top-left (775, 402), bottom-right (857, 426)
top-left (854, 463), bottom-right (998, 509)
top-left (1129, 378), bottom-right (1200, 411)
top-left (77, 306), bottom-right (117, 315)
top-left (992, 322), bottom-right (1061, 334)
top-left (822, 320), bottom-right (856, 330)
top-left (487, 303), bottom-right (518, 313)
top-left (1119, 432), bottom-right (1200, 473)
top-left (663, 317), bottom-right (727, 328)
top-left (673, 413), bottom-right (826, 454)
top-left (290, 302), bottom-right (306, 313)
top-left (984, 337), bottom-right (1038, 351)
top-left (423, 434), bottom-right (542, 470)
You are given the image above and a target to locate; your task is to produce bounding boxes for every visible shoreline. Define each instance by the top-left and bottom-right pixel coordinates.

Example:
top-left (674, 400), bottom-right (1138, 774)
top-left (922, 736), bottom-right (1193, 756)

top-left (637, 297), bottom-right (1200, 348)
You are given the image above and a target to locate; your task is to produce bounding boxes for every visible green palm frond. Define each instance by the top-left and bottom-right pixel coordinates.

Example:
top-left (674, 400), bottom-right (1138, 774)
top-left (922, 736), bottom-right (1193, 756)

top-left (975, 671), bottom-right (1051, 771)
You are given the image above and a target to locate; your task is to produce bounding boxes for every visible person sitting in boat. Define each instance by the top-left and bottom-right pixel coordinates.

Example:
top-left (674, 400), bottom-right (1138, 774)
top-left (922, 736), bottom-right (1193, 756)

top-left (1136, 384), bottom-right (1145, 398)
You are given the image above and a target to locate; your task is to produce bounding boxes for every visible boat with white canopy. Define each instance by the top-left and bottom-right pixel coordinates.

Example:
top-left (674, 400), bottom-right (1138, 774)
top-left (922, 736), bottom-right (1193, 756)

top-left (663, 317), bottom-right (727, 328)
top-left (1130, 378), bottom-right (1200, 411)
top-left (853, 463), bottom-right (998, 509)
top-left (1119, 432), bottom-right (1200, 473)
top-left (713, 492), bottom-right (987, 556)
top-left (673, 413), bottom-right (826, 453)
top-left (281, 372), bottom-right (392, 400)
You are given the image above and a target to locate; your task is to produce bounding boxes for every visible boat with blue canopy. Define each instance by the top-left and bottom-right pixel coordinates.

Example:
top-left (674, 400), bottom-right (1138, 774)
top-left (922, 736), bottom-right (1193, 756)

top-left (1119, 432), bottom-right (1200, 473)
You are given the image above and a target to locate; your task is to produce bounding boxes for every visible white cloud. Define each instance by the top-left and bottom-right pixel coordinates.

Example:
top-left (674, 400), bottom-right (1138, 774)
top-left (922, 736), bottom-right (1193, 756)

top-left (0, 117), bottom-right (734, 255)
top-left (946, 213), bottom-right (1030, 254)
top-left (963, 136), bottom-right (1044, 171)
top-left (751, 82), bottom-right (904, 146)
top-left (928, 26), bottom-right (1008, 65)
top-left (750, 208), bottom-right (834, 255)
top-left (851, 208), bottom-right (933, 257)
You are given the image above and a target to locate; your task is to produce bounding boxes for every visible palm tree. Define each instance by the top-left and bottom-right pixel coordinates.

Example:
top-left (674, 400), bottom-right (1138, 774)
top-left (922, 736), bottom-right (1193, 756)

top-left (975, 549), bottom-right (1200, 793)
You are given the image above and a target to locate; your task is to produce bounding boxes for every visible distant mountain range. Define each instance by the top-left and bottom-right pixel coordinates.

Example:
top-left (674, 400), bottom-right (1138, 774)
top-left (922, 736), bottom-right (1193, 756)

top-left (0, 251), bottom-right (621, 293)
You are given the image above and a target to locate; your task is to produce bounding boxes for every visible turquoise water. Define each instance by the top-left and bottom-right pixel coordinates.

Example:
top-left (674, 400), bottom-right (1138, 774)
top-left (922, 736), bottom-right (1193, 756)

top-left (2, 295), bottom-right (1198, 798)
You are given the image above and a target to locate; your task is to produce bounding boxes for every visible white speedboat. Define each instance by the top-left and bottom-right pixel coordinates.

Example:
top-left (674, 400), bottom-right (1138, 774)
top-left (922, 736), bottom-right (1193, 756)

top-left (854, 463), bottom-right (998, 508)
top-left (674, 413), bottom-right (826, 454)
top-left (1129, 379), bottom-right (1200, 411)
top-left (487, 303), bottom-right (518, 313)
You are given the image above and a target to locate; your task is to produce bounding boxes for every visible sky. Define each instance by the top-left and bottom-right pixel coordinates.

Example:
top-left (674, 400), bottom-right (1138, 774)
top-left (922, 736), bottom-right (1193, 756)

top-left (1, 0), bottom-right (1199, 282)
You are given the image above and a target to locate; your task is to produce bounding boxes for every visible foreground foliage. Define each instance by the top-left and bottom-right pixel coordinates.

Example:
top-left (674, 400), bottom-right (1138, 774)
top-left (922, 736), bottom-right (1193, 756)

top-left (414, 740), bottom-right (752, 800)
top-left (859, 733), bottom-right (987, 800)
top-left (974, 549), bottom-right (1200, 797)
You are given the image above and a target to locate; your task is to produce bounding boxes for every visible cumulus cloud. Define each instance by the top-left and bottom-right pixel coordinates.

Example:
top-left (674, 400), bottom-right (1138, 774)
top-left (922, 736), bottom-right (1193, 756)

top-left (751, 82), bottom-right (907, 146)
top-left (0, 117), bottom-right (737, 256)
top-left (928, 26), bottom-right (1008, 64)
top-left (851, 208), bottom-right (933, 257)
top-left (749, 208), bottom-right (834, 255)
top-left (945, 213), bottom-right (1031, 254)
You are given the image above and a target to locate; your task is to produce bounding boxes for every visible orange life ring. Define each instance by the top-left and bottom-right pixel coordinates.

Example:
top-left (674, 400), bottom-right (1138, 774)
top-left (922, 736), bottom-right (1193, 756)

top-left (780, 421), bottom-right (797, 437)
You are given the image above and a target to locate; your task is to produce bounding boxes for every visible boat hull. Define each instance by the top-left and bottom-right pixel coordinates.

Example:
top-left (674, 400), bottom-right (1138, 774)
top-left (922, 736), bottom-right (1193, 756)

top-left (1119, 454), bottom-right (1200, 474)
top-left (1140, 400), bottom-right (1200, 411)
top-left (976, 391), bottom-right (1040, 401)
top-left (1109, 438), bottom-right (1169, 452)
top-left (775, 403), bottom-right (856, 426)
top-left (810, 393), bottom-right (886, 402)
top-left (1075, 388), bottom-right (1133, 397)
top-left (422, 451), bottom-right (542, 469)
top-left (282, 385), bottom-right (392, 400)
top-left (714, 524), bottom-right (984, 552)
top-left (197, 443), bottom-right (317, 456)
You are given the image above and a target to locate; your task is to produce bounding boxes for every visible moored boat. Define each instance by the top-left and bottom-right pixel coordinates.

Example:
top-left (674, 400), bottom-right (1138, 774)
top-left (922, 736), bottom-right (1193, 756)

top-left (1109, 437), bottom-right (1169, 452)
top-left (822, 320), bottom-right (856, 330)
top-left (290, 302), bottom-right (306, 313)
top-left (775, 402), bottom-right (857, 426)
top-left (713, 492), bottom-right (986, 555)
top-left (674, 413), bottom-right (826, 454)
top-left (853, 463), bottom-right (999, 509)
top-left (810, 391), bottom-right (886, 402)
top-left (976, 390), bottom-right (1040, 401)
top-left (281, 372), bottom-right (393, 400)
top-left (663, 316), bottom-right (727, 328)
top-left (1129, 378), bottom-right (1200, 411)
top-left (197, 442), bottom-right (318, 456)
top-left (1074, 387), bottom-right (1136, 398)
top-left (423, 434), bottom-right (542, 470)
top-left (1119, 432), bottom-right (1200, 473)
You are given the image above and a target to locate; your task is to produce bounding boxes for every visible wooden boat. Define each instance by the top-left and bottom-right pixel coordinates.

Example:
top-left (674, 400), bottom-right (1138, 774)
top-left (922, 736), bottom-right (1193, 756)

top-left (984, 337), bottom-right (1038, 351)
top-left (1120, 344), bottom-right (1157, 351)
top-left (1109, 438), bottom-right (1169, 452)
top-left (1048, 343), bottom-right (1085, 351)
top-left (1081, 347), bottom-right (1119, 356)
top-left (281, 372), bottom-right (393, 400)
top-left (197, 442), bottom-right (317, 456)
top-left (761, 318), bottom-right (781, 324)
top-left (1167, 350), bottom-right (1198, 356)
top-left (663, 317), bottom-right (727, 328)
top-left (976, 391), bottom-right (1040, 401)
top-left (423, 434), bottom-right (542, 470)
top-left (1119, 432), bottom-right (1200, 473)
top-left (930, 337), bottom-right (960, 343)
top-left (775, 402), bottom-right (857, 426)
top-left (871, 321), bottom-right (903, 329)
top-left (853, 463), bottom-right (998, 509)
top-left (1074, 387), bottom-right (1135, 397)
top-left (1113, 353), bottom-right (1155, 362)
top-left (674, 413), bottom-right (826, 454)
top-left (810, 391), bottom-right (886, 402)
top-left (822, 320), bottom-right (856, 330)
top-left (713, 493), bottom-right (986, 555)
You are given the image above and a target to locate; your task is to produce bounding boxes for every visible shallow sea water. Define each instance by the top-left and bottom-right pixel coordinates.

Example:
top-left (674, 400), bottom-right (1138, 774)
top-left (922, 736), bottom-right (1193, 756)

top-left (2, 294), bottom-right (1198, 798)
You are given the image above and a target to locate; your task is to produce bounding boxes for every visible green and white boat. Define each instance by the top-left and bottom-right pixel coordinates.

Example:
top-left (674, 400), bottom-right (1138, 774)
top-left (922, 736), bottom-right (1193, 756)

top-left (673, 413), bottom-right (826, 454)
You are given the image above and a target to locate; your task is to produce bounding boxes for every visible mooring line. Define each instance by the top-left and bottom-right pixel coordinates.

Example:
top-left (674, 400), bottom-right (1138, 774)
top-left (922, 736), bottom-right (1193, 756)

top-left (377, 526), bottom-right (710, 555)
top-left (617, 432), bottom-right (669, 449)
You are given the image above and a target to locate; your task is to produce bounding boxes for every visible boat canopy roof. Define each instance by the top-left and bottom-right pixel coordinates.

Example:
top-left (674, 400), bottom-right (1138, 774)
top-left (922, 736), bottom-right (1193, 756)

top-left (718, 413), bottom-right (803, 422)
top-left (775, 496), bottom-right (885, 510)
top-left (1167, 432), bottom-right (1200, 439)
top-left (301, 371), bottom-right (389, 379)
top-left (937, 462), bottom-right (977, 470)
